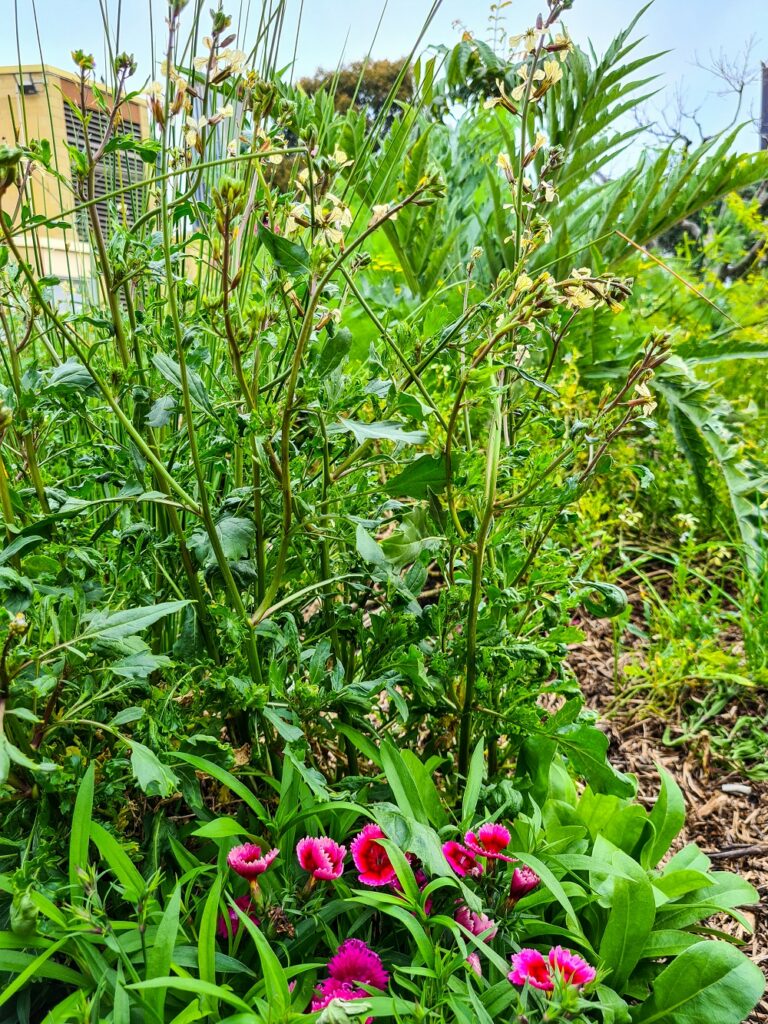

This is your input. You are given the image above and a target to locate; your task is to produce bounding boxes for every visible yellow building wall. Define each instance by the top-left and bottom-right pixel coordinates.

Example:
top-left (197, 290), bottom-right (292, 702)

top-left (0, 65), bottom-right (148, 291)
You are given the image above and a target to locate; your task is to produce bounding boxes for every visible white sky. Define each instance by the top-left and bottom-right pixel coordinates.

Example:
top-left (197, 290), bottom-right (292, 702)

top-left (1, 0), bottom-right (766, 150)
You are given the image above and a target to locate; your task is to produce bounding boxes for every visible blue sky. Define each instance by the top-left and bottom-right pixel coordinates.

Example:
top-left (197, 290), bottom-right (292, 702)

top-left (2, 0), bottom-right (766, 150)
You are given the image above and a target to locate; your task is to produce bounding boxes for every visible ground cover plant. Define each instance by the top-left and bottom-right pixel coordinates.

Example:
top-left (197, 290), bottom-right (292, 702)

top-left (0, 0), bottom-right (765, 1021)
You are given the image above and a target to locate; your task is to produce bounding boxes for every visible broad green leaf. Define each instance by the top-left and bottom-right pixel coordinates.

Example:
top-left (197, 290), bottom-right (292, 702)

top-left (386, 453), bottom-right (452, 498)
top-left (152, 352), bottom-right (212, 414)
top-left (356, 524), bottom-right (387, 567)
top-left (334, 417), bottom-right (428, 445)
top-left (192, 817), bottom-right (251, 839)
top-left (258, 223), bottom-right (310, 275)
top-left (599, 872), bottom-right (656, 990)
top-left (630, 940), bottom-right (764, 1024)
top-left (556, 723), bottom-right (637, 798)
top-left (44, 358), bottom-right (98, 396)
top-left (127, 740), bottom-right (180, 798)
top-left (80, 600), bottom-right (189, 642)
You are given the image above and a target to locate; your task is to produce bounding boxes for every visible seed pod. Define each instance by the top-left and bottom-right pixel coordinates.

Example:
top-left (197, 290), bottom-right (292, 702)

top-left (10, 892), bottom-right (38, 938)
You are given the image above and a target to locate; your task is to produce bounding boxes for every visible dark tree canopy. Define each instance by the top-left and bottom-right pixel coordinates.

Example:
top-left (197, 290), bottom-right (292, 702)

top-left (299, 58), bottom-right (413, 129)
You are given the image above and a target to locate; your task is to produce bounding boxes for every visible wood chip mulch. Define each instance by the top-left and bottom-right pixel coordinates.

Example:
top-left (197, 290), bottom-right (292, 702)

top-left (567, 612), bottom-right (768, 1023)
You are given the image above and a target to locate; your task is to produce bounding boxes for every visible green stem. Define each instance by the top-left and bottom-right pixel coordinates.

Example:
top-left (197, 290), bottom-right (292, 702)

top-left (457, 399), bottom-right (502, 778)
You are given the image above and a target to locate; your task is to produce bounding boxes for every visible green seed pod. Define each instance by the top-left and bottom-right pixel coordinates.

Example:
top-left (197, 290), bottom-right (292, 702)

top-left (0, 145), bottom-right (22, 194)
top-left (10, 891), bottom-right (38, 938)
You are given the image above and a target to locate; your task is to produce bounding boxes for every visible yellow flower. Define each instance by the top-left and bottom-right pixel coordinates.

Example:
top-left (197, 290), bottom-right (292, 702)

top-left (634, 381), bottom-right (657, 417)
top-left (542, 59), bottom-right (563, 87)
top-left (497, 151), bottom-right (514, 183)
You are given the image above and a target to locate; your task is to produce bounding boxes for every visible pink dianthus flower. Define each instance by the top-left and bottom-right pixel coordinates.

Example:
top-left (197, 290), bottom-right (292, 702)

top-left (508, 948), bottom-right (554, 991)
top-left (296, 836), bottom-right (346, 880)
top-left (327, 938), bottom-right (389, 990)
top-left (442, 840), bottom-right (483, 878)
top-left (548, 946), bottom-right (596, 987)
top-left (465, 822), bottom-right (514, 862)
top-left (350, 824), bottom-right (397, 887)
top-left (454, 904), bottom-right (498, 941)
top-left (508, 865), bottom-right (541, 905)
top-left (226, 843), bottom-right (279, 880)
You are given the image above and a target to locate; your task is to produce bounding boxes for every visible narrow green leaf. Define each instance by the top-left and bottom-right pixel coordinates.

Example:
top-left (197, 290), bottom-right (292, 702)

top-left (69, 764), bottom-right (94, 900)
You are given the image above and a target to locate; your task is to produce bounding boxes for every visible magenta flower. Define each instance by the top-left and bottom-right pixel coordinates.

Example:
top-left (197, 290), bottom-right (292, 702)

top-left (454, 904), bottom-right (498, 941)
top-left (350, 824), bottom-right (398, 887)
top-left (226, 843), bottom-right (279, 880)
top-left (310, 978), bottom-right (369, 1012)
top-left (467, 951), bottom-right (482, 978)
top-left (465, 823), bottom-right (514, 862)
top-left (328, 938), bottom-right (389, 990)
top-left (442, 840), bottom-right (483, 878)
top-left (508, 865), bottom-right (541, 905)
top-left (296, 836), bottom-right (346, 881)
top-left (216, 895), bottom-right (259, 940)
top-left (548, 946), bottom-right (596, 987)
top-left (509, 948), bottom-right (554, 991)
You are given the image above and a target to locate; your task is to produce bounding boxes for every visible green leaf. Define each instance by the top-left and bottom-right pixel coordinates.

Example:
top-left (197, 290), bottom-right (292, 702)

top-left (127, 740), bottom-right (180, 798)
top-left (192, 817), bottom-right (251, 839)
top-left (199, 875), bottom-right (222, 1017)
top-left (630, 940), bottom-right (764, 1024)
top-left (69, 764), bottom-right (94, 900)
top-left (146, 885), bottom-right (182, 1019)
top-left (356, 524), bottom-right (387, 567)
top-left (152, 352), bottom-right (212, 414)
top-left (89, 821), bottom-right (146, 901)
top-left (461, 739), bottom-right (485, 827)
top-left (334, 417), bottom-right (428, 445)
top-left (190, 517), bottom-right (253, 569)
top-left (44, 358), bottom-right (98, 396)
top-left (233, 902), bottom-right (291, 1012)
top-left (127, 978), bottom-right (252, 1015)
top-left (599, 872), bottom-right (656, 990)
top-left (316, 327), bottom-right (353, 376)
top-left (380, 741), bottom-right (428, 824)
top-left (0, 534), bottom-right (45, 566)
top-left (258, 224), bottom-right (310, 275)
top-left (0, 937), bottom-right (71, 1010)
top-left (146, 394), bottom-right (176, 428)
top-left (173, 753), bottom-right (269, 824)
top-left (643, 766), bottom-right (685, 869)
top-left (578, 580), bottom-right (628, 618)
top-left (81, 600), bottom-right (189, 642)
top-left (556, 723), bottom-right (637, 798)
top-left (386, 453), bottom-right (452, 498)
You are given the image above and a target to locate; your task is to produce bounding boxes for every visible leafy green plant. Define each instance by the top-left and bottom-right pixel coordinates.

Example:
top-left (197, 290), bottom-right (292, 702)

top-left (0, 1), bottom-right (764, 1022)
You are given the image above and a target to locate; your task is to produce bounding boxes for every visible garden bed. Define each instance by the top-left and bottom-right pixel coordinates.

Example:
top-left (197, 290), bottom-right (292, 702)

top-left (570, 613), bottom-right (768, 1022)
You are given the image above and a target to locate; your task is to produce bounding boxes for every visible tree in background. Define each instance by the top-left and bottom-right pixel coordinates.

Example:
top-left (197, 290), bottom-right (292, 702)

top-left (299, 58), bottom-right (413, 131)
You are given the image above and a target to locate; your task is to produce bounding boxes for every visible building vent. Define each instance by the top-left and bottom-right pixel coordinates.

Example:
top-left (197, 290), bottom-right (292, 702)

top-left (63, 104), bottom-right (145, 243)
